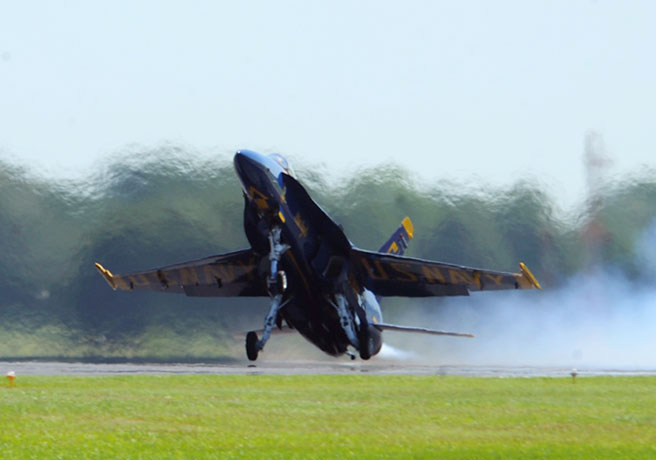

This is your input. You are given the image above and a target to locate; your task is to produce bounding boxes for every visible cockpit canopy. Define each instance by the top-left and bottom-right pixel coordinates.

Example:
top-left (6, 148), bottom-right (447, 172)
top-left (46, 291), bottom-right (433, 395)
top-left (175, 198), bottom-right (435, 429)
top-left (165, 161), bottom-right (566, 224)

top-left (268, 153), bottom-right (296, 178)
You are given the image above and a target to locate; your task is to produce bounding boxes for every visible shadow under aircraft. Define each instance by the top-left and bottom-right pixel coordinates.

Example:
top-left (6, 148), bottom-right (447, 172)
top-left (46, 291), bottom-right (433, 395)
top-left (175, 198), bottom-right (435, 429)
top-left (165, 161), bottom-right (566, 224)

top-left (95, 150), bottom-right (541, 361)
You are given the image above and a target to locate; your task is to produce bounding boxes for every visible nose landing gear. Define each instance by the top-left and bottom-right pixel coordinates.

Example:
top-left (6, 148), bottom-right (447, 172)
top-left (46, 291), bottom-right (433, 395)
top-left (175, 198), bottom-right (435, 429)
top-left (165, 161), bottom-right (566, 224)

top-left (245, 226), bottom-right (290, 361)
top-left (245, 293), bottom-right (291, 361)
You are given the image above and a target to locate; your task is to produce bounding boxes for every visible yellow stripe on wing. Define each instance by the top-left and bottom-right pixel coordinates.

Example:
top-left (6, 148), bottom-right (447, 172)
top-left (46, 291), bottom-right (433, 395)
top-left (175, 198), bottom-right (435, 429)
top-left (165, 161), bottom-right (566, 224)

top-left (94, 262), bottom-right (117, 290)
top-left (519, 262), bottom-right (542, 289)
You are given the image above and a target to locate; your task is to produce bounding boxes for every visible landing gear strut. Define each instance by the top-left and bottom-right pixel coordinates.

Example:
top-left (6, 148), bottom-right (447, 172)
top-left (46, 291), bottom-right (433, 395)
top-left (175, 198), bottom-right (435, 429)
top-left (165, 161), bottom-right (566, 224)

top-left (246, 226), bottom-right (290, 361)
top-left (328, 293), bottom-right (374, 360)
top-left (246, 293), bottom-right (291, 361)
top-left (329, 293), bottom-right (359, 350)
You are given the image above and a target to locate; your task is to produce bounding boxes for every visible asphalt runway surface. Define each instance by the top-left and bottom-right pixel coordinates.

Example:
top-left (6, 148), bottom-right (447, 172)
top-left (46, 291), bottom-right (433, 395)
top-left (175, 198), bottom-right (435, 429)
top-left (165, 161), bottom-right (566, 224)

top-left (2, 360), bottom-right (655, 377)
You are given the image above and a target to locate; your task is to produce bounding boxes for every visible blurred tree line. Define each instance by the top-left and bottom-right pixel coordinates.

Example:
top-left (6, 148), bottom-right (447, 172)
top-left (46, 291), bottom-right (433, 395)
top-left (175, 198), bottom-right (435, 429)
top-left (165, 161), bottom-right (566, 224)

top-left (1, 147), bottom-right (655, 359)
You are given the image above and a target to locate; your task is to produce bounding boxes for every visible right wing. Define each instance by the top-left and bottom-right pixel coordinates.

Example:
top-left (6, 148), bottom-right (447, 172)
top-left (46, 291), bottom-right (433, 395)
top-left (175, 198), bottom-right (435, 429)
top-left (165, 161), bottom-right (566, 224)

top-left (351, 248), bottom-right (541, 297)
top-left (94, 248), bottom-right (268, 297)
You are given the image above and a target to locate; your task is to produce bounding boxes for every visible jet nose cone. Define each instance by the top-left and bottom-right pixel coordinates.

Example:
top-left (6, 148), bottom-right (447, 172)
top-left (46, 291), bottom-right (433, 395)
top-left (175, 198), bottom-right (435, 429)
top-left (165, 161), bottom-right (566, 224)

top-left (233, 150), bottom-right (247, 168)
top-left (233, 150), bottom-right (261, 171)
top-left (234, 150), bottom-right (255, 176)
top-left (234, 150), bottom-right (267, 193)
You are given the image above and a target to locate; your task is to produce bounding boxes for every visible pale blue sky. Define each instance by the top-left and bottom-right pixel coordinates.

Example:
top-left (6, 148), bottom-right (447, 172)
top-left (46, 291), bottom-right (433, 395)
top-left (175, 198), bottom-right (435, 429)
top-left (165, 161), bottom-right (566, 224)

top-left (1, 1), bottom-right (655, 208)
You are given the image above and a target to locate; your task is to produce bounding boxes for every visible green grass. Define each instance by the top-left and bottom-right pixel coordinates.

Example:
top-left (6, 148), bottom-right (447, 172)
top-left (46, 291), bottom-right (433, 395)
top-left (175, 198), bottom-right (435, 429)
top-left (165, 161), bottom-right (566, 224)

top-left (1, 375), bottom-right (655, 459)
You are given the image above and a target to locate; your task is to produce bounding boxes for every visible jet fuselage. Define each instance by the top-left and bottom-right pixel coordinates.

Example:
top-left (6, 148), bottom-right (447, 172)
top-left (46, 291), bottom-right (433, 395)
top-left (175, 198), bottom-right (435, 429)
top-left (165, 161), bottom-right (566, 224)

top-left (234, 150), bottom-right (382, 357)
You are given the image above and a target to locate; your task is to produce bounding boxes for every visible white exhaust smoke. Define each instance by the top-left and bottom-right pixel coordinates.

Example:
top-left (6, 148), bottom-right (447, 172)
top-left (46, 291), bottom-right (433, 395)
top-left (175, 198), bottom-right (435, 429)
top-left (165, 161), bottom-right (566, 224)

top-left (378, 343), bottom-right (417, 361)
top-left (383, 219), bottom-right (656, 369)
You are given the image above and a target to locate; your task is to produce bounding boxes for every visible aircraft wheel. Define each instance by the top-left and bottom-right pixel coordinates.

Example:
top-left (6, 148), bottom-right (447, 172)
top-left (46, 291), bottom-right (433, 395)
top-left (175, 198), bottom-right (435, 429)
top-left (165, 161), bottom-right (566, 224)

top-left (358, 326), bottom-right (371, 360)
top-left (246, 331), bottom-right (259, 361)
top-left (355, 308), bottom-right (372, 360)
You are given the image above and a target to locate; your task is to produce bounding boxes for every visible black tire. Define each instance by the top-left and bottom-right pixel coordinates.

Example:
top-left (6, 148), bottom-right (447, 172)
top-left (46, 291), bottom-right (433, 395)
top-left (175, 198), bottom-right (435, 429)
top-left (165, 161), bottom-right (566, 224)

top-left (358, 332), bottom-right (371, 360)
top-left (246, 331), bottom-right (259, 361)
top-left (357, 309), bottom-right (371, 360)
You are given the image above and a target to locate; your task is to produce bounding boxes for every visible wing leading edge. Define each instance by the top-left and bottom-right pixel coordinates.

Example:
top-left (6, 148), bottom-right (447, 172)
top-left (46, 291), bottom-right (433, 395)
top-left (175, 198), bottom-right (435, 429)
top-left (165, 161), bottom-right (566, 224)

top-left (95, 248), bottom-right (268, 297)
top-left (351, 248), bottom-right (541, 297)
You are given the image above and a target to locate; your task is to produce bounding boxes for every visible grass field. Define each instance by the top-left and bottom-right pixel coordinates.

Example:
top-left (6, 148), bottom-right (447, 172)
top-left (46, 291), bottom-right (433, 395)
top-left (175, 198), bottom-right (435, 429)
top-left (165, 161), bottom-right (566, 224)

top-left (1, 375), bottom-right (655, 459)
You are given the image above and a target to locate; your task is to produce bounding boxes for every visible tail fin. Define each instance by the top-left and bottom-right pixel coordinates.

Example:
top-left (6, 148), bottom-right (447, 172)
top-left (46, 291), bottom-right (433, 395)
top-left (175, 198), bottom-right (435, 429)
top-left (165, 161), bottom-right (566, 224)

top-left (378, 217), bottom-right (414, 255)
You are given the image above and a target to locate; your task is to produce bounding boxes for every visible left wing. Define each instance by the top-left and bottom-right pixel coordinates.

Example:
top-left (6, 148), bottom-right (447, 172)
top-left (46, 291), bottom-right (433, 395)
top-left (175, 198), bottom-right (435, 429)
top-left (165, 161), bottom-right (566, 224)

top-left (351, 248), bottom-right (541, 297)
top-left (95, 248), bottom-right (268, 297)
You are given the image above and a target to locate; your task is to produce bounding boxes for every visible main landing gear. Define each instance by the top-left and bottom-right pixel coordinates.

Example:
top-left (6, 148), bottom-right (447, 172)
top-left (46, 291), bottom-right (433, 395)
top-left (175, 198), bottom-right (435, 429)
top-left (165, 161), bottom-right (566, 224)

top-left (246, 227), bottom-right (291, 361)
top-left (329, 293), bottom-right (372, 360)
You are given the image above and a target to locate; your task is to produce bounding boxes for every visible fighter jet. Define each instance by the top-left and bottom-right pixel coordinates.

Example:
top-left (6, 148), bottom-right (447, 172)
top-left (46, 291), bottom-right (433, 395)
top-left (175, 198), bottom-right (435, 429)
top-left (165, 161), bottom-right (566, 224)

top-left (95, 150), bottom-right (541, 360)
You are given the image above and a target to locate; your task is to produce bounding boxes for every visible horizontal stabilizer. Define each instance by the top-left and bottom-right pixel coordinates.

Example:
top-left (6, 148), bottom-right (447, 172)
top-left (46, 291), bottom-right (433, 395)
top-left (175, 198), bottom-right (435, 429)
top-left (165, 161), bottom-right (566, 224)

top-left (375, 323), bottom-right (474, 338)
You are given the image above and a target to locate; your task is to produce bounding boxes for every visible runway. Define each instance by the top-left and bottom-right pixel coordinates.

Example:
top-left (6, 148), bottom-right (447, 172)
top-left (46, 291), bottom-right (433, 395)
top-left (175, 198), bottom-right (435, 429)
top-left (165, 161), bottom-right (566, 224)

top-left (2, 360), bottom-right (655, 377)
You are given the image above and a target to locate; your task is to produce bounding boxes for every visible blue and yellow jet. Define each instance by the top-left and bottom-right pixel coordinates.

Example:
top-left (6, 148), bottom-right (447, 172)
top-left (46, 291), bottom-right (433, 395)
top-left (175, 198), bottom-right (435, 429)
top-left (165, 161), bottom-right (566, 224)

top-left (95, 150), bottom-right (541, 361)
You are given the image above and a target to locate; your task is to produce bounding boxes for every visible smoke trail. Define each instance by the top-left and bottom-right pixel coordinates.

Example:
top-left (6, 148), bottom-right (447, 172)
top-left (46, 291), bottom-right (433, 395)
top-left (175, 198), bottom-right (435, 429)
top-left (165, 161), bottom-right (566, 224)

top-left (384, 219), bottom-right (656, 369)
top-left (378, 343), bottom-right (417, 361)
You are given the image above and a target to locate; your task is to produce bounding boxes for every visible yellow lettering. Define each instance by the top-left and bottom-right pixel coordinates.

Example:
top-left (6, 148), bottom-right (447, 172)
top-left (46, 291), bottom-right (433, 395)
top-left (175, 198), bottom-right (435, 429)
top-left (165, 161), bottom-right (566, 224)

top-left (389, 242), bottom-right (399, 254)
top-left (421, 265), bottom-right (446, 284)
top-left (449, 269), bottom-right (475, 285)
top-left (201, 265), bottom-right (224, 285)
top-left (390, 263), bottom-right (418, 282)
top-left (374, 261), bottom-right (389, 280)
top-left (360, 258), bottom-right (389, 280)
top-left (216, 263), bottom-right (237, 283)
top-left (473, 271), bottom-right (481, 289)
top-left (236, 258), bottom-right (256, 280)
top-left (483, 273), bottom-right (505, 286)
top-left (178, 267), bottom-right (201, 286)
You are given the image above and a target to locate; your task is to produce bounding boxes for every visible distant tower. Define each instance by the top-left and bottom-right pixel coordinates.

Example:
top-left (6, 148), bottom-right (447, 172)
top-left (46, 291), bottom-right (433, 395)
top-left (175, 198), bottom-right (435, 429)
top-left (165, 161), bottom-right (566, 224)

top-left (582, 131), bottom-right (611, 269)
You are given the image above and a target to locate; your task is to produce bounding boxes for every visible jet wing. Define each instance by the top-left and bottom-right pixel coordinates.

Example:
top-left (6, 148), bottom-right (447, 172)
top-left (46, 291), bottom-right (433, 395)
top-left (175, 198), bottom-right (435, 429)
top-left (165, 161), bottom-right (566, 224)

top-left (351, 248), bottom-right (541, 297)
top-left (94, 249), bottom-right (268, 297)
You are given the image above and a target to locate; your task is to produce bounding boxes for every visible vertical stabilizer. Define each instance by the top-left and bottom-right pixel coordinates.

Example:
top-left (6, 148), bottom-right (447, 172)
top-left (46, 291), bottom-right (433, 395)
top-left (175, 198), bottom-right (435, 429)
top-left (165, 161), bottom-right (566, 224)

top-left (378, 217), bottom-right (414, 255)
